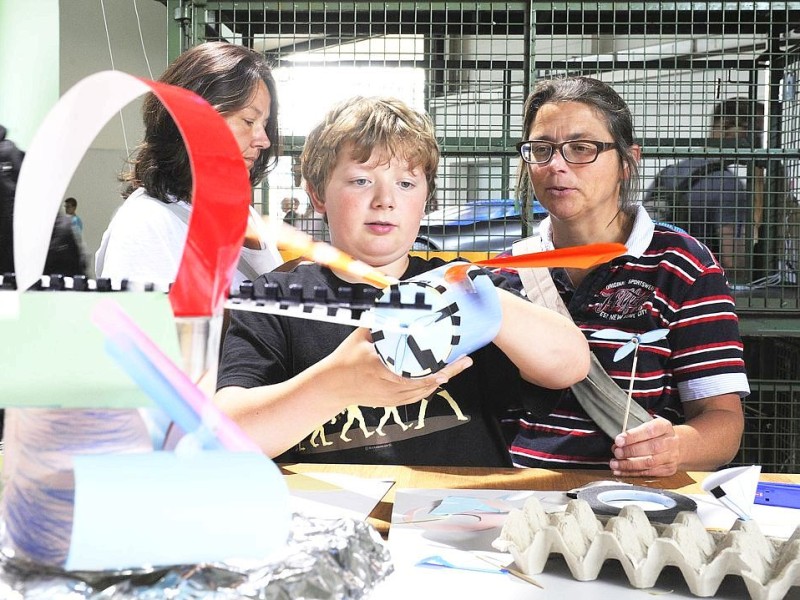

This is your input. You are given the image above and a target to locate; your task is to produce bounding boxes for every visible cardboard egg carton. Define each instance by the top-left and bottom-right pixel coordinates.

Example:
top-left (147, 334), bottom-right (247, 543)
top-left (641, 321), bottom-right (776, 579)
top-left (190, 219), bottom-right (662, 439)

top-left (493, 496), bottom-right (800, 600)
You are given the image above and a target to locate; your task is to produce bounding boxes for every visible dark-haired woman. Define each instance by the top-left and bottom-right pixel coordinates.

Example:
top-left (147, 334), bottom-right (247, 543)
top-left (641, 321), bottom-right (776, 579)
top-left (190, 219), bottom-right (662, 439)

top-left (96, 41), bottom-right (281, 286)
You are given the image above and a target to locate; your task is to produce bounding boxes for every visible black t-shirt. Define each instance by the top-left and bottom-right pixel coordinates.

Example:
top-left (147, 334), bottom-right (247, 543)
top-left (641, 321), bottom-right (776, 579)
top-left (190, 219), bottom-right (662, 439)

top-left (218, 256), bottom-right (534, 467)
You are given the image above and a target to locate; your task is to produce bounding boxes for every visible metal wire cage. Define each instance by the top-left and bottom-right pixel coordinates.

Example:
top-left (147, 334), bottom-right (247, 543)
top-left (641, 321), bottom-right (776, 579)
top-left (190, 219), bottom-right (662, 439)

top-left (739, 337), bottom-right (800, 472)
top-left (173, 1), bottom-right (800, 470)
top-left (178, 2), bottom-right (799, 298)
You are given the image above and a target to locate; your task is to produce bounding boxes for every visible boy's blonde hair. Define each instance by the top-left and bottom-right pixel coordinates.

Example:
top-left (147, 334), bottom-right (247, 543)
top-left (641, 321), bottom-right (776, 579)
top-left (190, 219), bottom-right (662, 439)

top-left (301, 96), bottom-right (439, 204)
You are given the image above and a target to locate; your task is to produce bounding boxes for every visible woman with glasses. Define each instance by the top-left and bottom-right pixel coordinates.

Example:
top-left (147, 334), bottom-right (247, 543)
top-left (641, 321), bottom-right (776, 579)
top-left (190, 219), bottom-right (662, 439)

top-left (509, 77), bottom-right (747, 477)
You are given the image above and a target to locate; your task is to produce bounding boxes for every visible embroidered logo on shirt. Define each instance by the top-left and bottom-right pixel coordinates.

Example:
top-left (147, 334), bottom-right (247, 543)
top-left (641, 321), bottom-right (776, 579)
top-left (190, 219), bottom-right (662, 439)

top-left (593, 279), bottom-right (654, 320)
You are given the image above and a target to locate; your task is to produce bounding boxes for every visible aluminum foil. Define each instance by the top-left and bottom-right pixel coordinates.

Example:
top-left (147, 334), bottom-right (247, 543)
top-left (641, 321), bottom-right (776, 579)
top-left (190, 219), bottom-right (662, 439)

top-left (0, 513), bottom-right (393, 599)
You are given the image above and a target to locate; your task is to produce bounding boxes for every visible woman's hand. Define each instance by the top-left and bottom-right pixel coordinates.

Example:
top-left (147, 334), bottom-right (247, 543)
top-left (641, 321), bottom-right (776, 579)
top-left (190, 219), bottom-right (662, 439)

top-left (609, 417), bottom-right (680, 477)
top-left (609, 393), bottom-right (743, 477)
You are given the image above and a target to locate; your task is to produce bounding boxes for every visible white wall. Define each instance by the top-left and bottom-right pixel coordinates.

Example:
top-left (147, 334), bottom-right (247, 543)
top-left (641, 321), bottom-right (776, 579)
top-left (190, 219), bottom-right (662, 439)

top-left (60, 0), bottom-right (169, 276)
top-left (1, 0), bottom-right (169, 277)
top-left (0, 0), bottom-right (60, 149)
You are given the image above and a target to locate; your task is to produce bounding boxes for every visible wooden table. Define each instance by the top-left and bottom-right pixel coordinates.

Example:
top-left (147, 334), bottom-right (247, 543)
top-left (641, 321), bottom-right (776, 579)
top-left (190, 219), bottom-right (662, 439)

top-left (281, 463), bottom-right (800, 536)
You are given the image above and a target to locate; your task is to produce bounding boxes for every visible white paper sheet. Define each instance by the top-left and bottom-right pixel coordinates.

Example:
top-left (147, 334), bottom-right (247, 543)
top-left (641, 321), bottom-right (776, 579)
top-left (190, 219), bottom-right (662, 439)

top-left (286, 471), bottom-right (394, 521)
top-left (67, 451), bottom-right (291, 571)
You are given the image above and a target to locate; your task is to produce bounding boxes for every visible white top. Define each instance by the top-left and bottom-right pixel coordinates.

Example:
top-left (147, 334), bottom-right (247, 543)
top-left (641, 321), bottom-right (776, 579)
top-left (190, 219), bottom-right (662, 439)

top-left (95, 187), bottom-right (282, 288)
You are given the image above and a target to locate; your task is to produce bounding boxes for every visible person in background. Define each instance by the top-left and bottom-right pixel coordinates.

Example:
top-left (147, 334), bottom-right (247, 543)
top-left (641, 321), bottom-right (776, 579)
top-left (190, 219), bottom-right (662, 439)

top-left (95, 41), bottom-right (282, 287)
top-left (63, 197), bottom-right (83, 237)
top-left (509, 77), bottom-right (747, 476)
top-left (644, 98), bottom-right (765, 284)
top-left (214, 96), bottom-right (590, 466)
top-left (0, 125), bottom-right (24, 275)
top-left (280, 196), bottom-right (302, 224)
top-left (63, 196), bottom-right (88, 269)
top-left (0, 126), bottom-right (85, 278)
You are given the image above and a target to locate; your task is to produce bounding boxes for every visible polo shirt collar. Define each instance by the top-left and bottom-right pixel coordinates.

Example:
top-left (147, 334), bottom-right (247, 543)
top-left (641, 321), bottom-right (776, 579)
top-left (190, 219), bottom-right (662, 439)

top-left (538, 204), bottom-right (654, 259)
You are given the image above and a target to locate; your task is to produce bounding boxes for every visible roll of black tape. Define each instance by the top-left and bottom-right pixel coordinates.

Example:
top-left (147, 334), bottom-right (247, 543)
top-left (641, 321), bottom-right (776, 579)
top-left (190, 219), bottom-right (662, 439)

top-left (576, 484), bottom-right (697, 524)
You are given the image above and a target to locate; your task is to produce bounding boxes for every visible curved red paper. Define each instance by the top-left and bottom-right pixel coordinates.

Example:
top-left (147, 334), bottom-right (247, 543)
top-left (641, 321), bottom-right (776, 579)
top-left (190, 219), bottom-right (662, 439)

top-left (146, 80), bottom-right (252, 317)
top-left (443, 242), bottom-right (627, 285)
top-left (13, 71), bottom-right (250, 309)
top-left (475, 242), bottom-right (627, 269)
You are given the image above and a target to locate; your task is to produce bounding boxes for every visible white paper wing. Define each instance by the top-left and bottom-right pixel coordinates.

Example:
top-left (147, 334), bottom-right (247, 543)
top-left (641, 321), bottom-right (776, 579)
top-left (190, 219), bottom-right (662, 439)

top-left (590, 328), bottom-right (634, 341)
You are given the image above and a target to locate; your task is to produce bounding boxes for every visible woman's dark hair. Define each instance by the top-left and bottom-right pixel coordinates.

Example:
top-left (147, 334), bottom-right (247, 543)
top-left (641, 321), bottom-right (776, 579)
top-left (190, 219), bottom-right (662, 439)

top-left (123, 42), bottom-right (280, 202)
top-left (516, 76), bottom-right (640, 218)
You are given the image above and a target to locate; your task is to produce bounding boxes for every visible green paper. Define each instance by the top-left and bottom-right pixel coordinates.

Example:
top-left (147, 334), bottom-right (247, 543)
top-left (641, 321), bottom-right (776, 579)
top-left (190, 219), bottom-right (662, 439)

top-left (0, 292), bottom-right (180, 408)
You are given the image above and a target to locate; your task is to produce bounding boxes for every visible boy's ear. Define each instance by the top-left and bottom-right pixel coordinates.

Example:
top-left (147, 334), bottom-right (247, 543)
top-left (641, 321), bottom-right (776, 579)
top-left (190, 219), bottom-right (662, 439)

top-left (308, 188), bottom-right (326, 214)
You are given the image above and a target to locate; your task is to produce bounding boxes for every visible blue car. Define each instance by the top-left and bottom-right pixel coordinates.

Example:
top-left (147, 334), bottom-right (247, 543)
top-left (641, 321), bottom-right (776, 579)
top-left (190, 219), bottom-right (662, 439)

top-left (413, 198), bottom-right (547, 252)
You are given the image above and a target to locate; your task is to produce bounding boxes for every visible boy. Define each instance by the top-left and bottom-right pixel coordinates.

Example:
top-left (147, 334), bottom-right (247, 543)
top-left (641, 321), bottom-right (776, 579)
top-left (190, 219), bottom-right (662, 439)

top-left (215, 96), bottom-right (589, 466)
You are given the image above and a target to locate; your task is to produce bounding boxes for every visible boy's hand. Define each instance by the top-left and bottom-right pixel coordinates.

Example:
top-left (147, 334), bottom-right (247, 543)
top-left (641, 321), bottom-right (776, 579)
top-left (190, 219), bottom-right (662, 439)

top-left (323, 327), bottom-right (473, 409)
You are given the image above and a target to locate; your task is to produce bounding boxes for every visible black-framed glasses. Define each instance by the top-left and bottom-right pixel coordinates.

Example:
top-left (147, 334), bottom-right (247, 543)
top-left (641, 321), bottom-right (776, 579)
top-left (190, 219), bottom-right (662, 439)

top-left (516, 140), bottom-right (616, 165)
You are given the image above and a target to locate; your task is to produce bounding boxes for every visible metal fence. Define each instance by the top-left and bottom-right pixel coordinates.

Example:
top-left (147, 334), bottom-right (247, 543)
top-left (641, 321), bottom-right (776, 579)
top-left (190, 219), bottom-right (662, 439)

top-left (739, 337), bottom-right (800, 471)
top-left (173, 1), bottom-right (800, 470)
